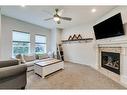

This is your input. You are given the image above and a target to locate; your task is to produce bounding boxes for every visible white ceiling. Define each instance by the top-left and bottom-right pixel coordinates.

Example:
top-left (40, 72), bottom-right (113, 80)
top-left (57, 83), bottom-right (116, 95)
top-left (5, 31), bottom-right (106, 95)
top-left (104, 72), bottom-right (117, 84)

top-left (0, 6), bottom-right (116, 29)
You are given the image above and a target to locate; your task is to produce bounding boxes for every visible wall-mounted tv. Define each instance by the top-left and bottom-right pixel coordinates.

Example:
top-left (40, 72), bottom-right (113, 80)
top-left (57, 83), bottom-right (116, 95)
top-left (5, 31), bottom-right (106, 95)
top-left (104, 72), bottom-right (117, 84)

top-left (93, 13), bottom-right (125, 40)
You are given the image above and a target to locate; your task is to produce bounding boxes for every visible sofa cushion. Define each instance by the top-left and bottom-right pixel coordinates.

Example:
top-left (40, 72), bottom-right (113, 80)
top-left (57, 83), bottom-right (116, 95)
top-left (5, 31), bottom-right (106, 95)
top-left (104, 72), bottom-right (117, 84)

top-left (23, 55), bottom-right (36, 62)
top-left (38, 53), bottom-right (49, 60)
top-left (25, 60), bottom-right (41, 67)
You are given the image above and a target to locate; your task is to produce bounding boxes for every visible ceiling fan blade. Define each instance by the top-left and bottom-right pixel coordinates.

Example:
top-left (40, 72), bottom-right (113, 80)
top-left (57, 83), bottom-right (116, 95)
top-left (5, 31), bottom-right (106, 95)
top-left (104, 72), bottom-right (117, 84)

top-left (55, 8), bottom-right (59, 14)
top-left (60, 16), bottom-right (72, 21)
top-left (57, 9), bottom-right (63, 16)
top-left (44, 18), bottom-right (53, 21)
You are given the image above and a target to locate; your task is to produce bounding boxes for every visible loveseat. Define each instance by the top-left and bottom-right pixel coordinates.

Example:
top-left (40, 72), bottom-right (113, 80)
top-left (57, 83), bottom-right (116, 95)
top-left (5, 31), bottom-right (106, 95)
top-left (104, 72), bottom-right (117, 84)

top-left (0, 60), bottom-right (27, 89)
top-left (16, 53), bottom-right (53, 71)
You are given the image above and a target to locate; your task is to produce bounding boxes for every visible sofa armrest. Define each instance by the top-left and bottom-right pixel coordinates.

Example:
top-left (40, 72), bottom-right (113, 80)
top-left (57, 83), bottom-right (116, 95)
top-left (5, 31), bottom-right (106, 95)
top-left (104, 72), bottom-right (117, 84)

top-left (11, 58), bottom-right (22, 64)
top-left (0, 64), bottom-right (27, 80)
top-left (0, 60), bottom-right (19, 68)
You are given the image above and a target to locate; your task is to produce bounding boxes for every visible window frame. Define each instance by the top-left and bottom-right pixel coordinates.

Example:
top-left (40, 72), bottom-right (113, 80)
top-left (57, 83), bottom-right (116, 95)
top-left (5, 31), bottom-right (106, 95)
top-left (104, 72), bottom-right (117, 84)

top-left (35, 34), bottom-right (47, 54)
top-left (12, 30), bottom-right (31, 57)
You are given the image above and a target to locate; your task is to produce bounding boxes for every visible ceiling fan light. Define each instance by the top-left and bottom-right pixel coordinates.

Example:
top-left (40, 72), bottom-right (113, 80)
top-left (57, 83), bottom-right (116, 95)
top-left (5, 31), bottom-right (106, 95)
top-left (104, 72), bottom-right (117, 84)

top-left (53, 17), bottom-right (60, 21)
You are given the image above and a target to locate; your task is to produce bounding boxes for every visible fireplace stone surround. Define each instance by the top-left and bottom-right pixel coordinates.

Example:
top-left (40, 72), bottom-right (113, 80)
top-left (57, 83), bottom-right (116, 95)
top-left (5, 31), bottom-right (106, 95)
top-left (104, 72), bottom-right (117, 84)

top-left (96, 42), bottom-right (127, 87)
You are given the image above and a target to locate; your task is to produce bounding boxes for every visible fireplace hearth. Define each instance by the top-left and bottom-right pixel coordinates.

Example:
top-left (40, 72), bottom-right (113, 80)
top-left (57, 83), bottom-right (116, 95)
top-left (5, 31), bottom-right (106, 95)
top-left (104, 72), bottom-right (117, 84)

top-left (101, 52), bottom-right (120, 75)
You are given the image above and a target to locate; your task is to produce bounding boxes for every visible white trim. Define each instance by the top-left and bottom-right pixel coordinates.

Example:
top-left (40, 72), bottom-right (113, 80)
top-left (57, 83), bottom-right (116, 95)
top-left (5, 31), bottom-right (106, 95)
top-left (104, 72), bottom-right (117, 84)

top-left (121, 75), bottom-right (127, 88)
top-left (98, 41), bottom-right (127, 48)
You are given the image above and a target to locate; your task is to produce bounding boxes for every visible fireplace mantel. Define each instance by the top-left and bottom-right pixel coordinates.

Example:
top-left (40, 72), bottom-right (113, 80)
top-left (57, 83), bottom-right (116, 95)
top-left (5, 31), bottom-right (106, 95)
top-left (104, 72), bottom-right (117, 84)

top-left (97, 41), bottom-right (127, 48)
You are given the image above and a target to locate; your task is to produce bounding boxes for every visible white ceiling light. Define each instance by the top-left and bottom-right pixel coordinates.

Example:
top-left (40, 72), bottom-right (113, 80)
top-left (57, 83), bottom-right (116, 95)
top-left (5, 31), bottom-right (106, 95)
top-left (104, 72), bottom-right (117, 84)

top-left (91, 8), bottom-right (96, 13)
top-left (53, 16), bottom-right (60, 21)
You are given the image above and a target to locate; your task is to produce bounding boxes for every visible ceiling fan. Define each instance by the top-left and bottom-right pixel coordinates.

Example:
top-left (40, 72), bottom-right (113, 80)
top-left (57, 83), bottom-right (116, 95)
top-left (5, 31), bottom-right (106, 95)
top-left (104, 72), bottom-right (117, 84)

top-left (44, 8), bottom-right (72, 24)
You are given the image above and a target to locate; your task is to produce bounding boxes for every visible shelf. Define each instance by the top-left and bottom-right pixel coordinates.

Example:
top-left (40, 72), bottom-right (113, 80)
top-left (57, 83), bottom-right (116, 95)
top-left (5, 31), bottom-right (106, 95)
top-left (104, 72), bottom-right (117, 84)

top-left (62, 38), bottom-right (93, 43)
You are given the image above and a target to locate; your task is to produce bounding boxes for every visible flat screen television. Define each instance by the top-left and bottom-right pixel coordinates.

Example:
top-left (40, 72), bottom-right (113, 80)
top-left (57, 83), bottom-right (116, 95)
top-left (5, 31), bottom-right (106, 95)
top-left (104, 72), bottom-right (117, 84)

top-left (93, 13), bottom-right (125, 40)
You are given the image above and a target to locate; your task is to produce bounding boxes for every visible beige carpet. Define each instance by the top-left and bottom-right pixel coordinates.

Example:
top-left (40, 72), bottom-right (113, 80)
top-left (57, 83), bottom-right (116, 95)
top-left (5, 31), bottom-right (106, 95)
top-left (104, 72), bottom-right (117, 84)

top-left (26, 62), bottom-right (126, 89)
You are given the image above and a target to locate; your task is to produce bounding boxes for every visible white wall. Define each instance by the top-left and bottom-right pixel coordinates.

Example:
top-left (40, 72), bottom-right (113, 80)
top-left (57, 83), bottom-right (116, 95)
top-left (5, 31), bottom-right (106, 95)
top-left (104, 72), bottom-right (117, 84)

top-left (62, 24), bottom-right (96, 68)
top-left (56, 28), bottom-right (62, 44)
top-left (51, 28), bottom-right (63, 55)
top-left (0, 15), bottom-right (51, 60)
top-left (51, 28), bottom-right (57, 54)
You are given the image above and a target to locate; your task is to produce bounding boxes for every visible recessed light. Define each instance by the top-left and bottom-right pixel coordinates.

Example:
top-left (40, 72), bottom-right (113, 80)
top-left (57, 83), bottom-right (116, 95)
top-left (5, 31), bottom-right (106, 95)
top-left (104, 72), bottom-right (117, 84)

top-left (91, 8), bottom-right (96, 13)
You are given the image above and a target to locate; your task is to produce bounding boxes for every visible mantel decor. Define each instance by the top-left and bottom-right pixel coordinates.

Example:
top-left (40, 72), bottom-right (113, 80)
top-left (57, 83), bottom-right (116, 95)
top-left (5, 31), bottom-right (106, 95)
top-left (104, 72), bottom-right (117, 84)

top-left (68, 36), bottom-right (72, 40)
top-left (72, 34), bottom-right (78, 40)
top-left (77, 34), bottom-right (82, 40)
top-left (68, 34), bottom-right (82, 41)
top-left (62, 34), bottom-right (93, 44)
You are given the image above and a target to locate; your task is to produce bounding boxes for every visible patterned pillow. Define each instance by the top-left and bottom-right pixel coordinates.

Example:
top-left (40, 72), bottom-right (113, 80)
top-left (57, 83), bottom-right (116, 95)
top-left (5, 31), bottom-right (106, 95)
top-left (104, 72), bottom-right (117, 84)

top-left (38, 53), bottom-right (49, 60)
top-left (23, 55), bottom-right (36, 62)
top-left (15, 54), bottom-right (25, 63)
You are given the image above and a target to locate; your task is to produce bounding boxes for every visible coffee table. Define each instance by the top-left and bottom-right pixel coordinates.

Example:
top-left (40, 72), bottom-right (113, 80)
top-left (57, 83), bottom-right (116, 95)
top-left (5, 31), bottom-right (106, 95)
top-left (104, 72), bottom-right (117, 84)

top-left (34, 59), bottom-right (64, 78)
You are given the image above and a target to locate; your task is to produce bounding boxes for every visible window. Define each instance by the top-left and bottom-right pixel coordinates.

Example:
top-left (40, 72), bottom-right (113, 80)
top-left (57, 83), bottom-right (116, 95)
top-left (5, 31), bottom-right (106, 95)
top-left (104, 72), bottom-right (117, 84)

top-left (35, 35), bottom-right (46, 54)
top-left (12, 31), bottom-right (30, 57)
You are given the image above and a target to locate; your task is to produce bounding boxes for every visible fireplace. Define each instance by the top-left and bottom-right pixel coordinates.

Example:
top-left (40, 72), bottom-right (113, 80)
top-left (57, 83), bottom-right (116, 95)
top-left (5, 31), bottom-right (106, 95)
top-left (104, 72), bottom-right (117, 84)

top-left (101, 52), bottom-right (120, 75)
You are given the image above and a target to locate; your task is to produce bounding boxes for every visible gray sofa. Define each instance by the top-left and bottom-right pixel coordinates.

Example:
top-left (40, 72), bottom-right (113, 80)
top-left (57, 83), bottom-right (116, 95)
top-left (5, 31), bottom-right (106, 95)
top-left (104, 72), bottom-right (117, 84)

top-left (16, 54), bottom-right (53, 72)
top-left (0, 60), bottom-right (27, 89)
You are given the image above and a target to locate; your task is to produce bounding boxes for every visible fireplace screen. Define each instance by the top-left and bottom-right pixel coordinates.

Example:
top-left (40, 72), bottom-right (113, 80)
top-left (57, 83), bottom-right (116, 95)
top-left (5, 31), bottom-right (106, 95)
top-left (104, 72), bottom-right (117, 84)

top-left (101, 52), bottom-right (120, 75)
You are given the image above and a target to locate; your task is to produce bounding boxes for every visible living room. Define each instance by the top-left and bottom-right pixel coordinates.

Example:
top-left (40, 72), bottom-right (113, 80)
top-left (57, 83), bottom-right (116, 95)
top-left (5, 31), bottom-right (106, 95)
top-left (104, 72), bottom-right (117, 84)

top-left (0, 3), bottom-right (127, 92)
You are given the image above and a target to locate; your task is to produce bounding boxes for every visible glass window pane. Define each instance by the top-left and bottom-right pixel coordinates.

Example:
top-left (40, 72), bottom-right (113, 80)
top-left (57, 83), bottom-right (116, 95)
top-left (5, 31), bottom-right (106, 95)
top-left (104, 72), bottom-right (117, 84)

top-left (13, 31), bottom-right (30, 42)
top-left (35, 43), bottom-right (46, 54)
top-left (12, 31), bottom-right (30, 57)
top-left (35, 35), bottom-right (46, 43)
top-left (12, 42), bottom-right (30, 57)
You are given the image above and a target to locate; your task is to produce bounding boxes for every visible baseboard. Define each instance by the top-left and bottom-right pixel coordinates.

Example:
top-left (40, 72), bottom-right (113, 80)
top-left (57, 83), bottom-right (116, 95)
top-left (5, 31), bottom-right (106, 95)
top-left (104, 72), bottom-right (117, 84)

top-left (120, 75), bottom-right (127, 88)
top-left (65, 59), bottom-right (78, 64)
top-left (90, 64), bottom-right (99, 70)
top-left (65, 59), bottom-right (91, 66)
top-left (66, 60), bottom-right (99, 70)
